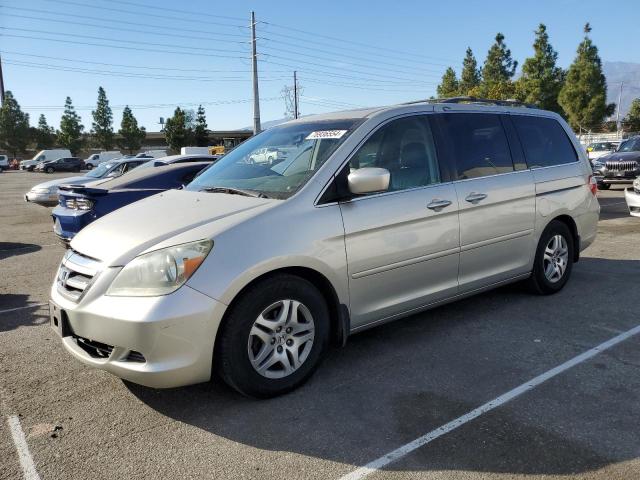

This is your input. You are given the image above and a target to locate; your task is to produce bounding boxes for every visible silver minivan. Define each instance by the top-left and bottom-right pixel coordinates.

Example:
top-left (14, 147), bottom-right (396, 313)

top-left (50, 99), bottom-right (600, 397)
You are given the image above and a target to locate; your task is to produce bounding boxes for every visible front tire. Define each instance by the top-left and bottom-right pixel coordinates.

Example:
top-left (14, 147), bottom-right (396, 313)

top-left (86, 164), bottom-right (93, 170)
top-left (527, 220), bottom-right (574, 295)
top-left (216, 274), bottom-right (330, 398)
top-left (46, 167), bottom-right (54, 174)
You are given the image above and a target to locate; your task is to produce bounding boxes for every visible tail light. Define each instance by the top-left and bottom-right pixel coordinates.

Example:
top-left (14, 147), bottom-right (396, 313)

top-left (588, 175), bottom-right (597, 196)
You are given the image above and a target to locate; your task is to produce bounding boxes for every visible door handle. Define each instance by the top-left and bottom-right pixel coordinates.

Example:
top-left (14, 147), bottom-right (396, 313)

top-left (427, 199), bottom-right (452, 211)
top-left (465, 192), bottom-right (487, 204)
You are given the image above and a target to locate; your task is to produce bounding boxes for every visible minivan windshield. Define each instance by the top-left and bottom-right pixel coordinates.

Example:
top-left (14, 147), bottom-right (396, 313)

top-left (186, 119), bottom-right (362, 199)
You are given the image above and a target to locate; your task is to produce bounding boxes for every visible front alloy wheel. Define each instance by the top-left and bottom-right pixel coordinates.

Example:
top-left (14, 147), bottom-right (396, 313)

top-left (248, 300), bottom-right (315, 379)
top-left (216, 273), bottom-right (329, 398)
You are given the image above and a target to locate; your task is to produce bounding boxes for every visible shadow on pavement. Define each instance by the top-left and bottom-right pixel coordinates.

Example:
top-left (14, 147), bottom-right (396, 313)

top-left (0, 242), bottom-right (42, 260)
top-left (123, 258), bottom-right (639, 475)
top-left (0, 294), bottom-right (48, 332)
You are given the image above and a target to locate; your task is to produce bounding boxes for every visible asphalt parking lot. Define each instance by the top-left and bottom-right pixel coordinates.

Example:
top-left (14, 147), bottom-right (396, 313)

top-left (1, 170), bottom-right (639, 480)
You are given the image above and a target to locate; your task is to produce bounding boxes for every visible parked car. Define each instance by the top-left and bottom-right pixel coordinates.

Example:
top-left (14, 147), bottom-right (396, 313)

top-left (248, 147), bottom-right (281, 165)
top-left (624, 176), bottom-right (640, 217)
top-left (52, 162), bottom-right (209, 244)
top-left (0, 154), bottom-right (9, 170)
top-left (49, 99), bottom-right (599, 398)
top-left (132, 153), bottom-right (220, 172)
top-left (34, 157), bottom-right (84, 173)
top-left (586, 142), bottom-right (617, 162)
top-left (20, 149), bottom-right (72, 171)
top-left (592, 136), bottom-right (640, 189)
top-left (135, 150), bottom-right (167, 159)
top-left (25, 157), bottom-right (149, 206)
top-left (84, 151), bottom-right (122, 170)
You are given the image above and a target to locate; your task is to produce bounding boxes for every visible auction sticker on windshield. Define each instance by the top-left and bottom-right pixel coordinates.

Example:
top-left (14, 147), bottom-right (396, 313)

top-left (305, 130), bottom-right (348, 140)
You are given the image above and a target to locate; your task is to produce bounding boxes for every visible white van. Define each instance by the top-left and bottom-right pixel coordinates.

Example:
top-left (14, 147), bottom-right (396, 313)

top-left (20, 149), bottom-right (72, 171)
top-left (180, 147), bottom-right (210, 155)
top-left (84, 151), bottom-right (122, 170)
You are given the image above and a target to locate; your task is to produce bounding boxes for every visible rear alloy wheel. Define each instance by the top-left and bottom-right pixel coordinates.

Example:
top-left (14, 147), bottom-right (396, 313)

top-left (216, 274), bottom-right (329, 398)
top-left (527, 220), bottom-right (574, 295)
top-left (46, 167), bottom-right (54, 173)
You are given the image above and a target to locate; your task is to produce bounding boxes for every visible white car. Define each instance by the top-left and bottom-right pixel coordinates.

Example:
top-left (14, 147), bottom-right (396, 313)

top-left (624, 177), bottom-right (640, 217)
top-left (248, 147), bottom-right (281, 164)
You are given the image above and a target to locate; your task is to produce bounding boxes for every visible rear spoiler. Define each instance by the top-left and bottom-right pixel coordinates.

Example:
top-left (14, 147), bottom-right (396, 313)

top-left (58, 184), bottom-right (109, 196)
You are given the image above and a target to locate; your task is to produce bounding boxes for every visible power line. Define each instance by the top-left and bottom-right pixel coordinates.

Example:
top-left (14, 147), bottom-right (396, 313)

top-left (22, 97), bottom-right (282, 111)
top-left (99, 0), bottom-right (247, 22)
top-left (1, 27), bottom-right (250, 56)
top-left (259, 20), bottom-right (455, 64)
top-left (37, 0), bottom-right (249, 30)
top-left (0, 5), bottom-right (248, 39)
top-left (0, 11), bottom-right (250, 46)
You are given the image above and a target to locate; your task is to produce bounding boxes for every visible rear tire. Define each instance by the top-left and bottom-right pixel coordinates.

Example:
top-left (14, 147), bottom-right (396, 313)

top-left (86, 164), bottom-right (93, 170)
top-left (527, 220), bottom-right (574, 295)
top-left (46, 167), bottom-right (54, 174)
top-left (216, 274), bottom-right (330, 398)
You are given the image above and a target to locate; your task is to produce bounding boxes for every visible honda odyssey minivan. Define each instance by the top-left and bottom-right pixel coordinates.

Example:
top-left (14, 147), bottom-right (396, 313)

top-left (50, 98), bottom-right (599, 398)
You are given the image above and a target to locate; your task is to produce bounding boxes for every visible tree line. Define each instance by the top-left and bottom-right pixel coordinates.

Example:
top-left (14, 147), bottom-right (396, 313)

top-left (0, 86), bottom-right (212, 158)
top-left (436, 23), bottom-right (640, 133)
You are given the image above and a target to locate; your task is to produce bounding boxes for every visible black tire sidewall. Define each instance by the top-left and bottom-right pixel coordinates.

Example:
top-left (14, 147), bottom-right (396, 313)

top-left (46, 167), bottom-right (54, 173)
top-left (532, 221), bottom-right (574, 294)
top-left (217, 274), bottom-right (330, 398)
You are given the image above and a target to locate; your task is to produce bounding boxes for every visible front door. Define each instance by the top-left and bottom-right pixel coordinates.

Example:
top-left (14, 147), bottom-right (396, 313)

top-left (339, 115), bottom-right (460, 328)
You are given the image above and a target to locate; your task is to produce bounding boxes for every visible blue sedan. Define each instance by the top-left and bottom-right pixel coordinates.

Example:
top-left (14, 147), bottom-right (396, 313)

top-left (52, 162), bottom-right (211, 244)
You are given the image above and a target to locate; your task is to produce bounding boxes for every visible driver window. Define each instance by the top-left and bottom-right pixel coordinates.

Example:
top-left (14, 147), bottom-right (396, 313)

top-left (349, 115), bottom-right (441, 192)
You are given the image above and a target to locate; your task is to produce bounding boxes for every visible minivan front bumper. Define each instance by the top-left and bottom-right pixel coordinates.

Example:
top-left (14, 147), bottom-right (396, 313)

top-left (50, 280), bottom-right (227, 388)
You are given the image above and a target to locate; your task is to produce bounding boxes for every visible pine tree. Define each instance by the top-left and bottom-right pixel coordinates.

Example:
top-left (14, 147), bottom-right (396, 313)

top-left (0, 91), bottom-right (31, 158)
top-left (558, 24), bottom-right (615, 131)
top-left (624, 98), bottom-right (640, 132)
top-left (480, 33), bottom-right (518, 99)
top-left (459, 47), bottom-right (481, 95)
top-left (91, 86), bottom-right (114, 150)
top-left (437, 67), bottom-right (459, 98)
top-left (34, 114), bottom-right (56, 150)
top-left (118, 106), bottom-right (146, 153)
top-left (193, 105), bottom-right (209, 147)
top-left (515, 24), bottom-right (565, 114)
top-left (57, 97), bottom-right (85, 155)
top-left (164, 107), bottom-right (191, 152)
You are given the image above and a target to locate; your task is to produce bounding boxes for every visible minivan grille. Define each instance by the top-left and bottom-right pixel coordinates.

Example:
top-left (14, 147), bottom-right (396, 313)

top-left (605, 160), bottom-right (638, 172)
top-left (56, 249), bottom-right (102, 302)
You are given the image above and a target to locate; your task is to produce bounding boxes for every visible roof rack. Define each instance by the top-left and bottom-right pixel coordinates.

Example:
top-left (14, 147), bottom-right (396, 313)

top-left (402, 96), bottom-right (538, 109)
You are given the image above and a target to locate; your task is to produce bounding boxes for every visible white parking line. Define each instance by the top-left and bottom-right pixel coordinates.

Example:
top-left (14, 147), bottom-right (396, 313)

top-left (0, 304), bottom-right (47, 315)
top-left (7, 415), bottom-right (41, 480)
top-left (339, 323), bottom-right (640, 480)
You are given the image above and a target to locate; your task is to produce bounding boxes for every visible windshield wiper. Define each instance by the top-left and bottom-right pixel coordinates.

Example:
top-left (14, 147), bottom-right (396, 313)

top-left (200, 186), bottom-right (269, 198)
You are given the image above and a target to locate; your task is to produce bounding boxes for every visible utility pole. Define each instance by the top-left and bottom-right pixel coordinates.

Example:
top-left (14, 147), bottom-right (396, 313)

top-left (0, 53), bottom-right (5, 105)
top-left (616, 81), bottom-right (623, 138)
top-left (293, 71), bottom-right (299, 119)
top-left (250, 11), bottom-right (261, 135)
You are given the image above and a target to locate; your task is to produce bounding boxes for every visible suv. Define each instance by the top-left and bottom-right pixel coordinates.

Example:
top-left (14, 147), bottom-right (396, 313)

top-left (49, 98), bottom-right (599, 398)
top-left (592, 136), bottom-right (640, 189)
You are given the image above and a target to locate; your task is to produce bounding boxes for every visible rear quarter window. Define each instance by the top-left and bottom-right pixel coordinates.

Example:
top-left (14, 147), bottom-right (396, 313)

top-left (512, 115), bottom-right (578, 168)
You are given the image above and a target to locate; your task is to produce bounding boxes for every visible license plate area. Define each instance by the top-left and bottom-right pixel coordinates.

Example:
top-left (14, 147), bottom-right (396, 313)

top-left (49, 301), bottom-right (71, 337)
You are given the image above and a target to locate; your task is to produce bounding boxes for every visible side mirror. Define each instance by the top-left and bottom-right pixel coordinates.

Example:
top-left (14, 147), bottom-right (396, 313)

top-left (347, 167), bottom-right (390, 195)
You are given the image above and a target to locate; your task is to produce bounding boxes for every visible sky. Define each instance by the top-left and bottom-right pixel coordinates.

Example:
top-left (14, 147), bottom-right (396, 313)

top-left (1, 0), bottom-right (638, 132)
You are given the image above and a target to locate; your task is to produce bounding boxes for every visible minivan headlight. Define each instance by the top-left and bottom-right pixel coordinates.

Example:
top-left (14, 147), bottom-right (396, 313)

top-left (106, 239), bottom-right (213, 296)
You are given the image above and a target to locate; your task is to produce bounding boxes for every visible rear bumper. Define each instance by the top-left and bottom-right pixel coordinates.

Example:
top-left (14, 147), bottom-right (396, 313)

top-left (624, 188), bottom-right (640, 217)
top-left (51, 207), bottom-right (94, 239)
top-left (51, 281), bottom-right (227, 388)
top-left (25, 191), bottom-right (58, 206)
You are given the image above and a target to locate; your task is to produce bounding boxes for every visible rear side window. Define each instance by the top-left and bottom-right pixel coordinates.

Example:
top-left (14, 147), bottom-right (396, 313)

top-left (438, 113), bottom-right (514, 180)
top-left (512, 115), bottom-right (577, 168)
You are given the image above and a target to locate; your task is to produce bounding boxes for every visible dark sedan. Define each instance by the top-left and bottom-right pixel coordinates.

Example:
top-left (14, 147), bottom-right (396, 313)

top-left (52, 162), bottom-right (210, 244)
top-left (35, 157), bottom-right (84, 173)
